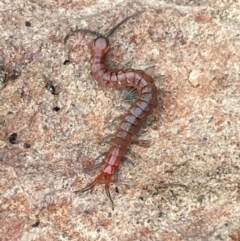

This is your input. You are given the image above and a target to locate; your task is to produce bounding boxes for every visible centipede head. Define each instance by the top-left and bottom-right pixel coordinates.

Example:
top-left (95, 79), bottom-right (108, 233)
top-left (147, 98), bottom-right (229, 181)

top-left (94, 36), bottom-right (109, 53)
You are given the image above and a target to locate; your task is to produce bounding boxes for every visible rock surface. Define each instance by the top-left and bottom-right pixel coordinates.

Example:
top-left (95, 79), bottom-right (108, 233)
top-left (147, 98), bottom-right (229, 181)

top-left (0, 0), bottom-right (240, 240)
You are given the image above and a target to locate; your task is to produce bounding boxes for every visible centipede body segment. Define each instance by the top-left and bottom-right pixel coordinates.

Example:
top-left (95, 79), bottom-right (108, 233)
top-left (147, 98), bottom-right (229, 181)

top-left (74, 14), bottom-right (158, 207)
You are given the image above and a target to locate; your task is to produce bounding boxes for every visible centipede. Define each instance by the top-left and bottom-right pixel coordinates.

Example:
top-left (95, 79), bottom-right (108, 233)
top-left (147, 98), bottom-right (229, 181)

top-left (67, 13), bottom-right (158, 207)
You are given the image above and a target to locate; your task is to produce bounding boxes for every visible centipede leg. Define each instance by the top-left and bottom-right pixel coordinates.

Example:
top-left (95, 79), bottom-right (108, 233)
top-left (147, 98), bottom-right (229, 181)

top-left (113, 157), bottom-right (134, 182)
top-left (95, 152), bottom-right (108, 161)
top-left (101, 134), bottom-right (114, 144)
top-left (123, 156), bottom-right (134, 165)
top-left (132, 139), bottom-right (151, 148)
top-left (113, 167), bottom-right (119, 181)
top-left (83, 162), bottom-right (104, 172)
top-left (75, 172), bottom-right (105, 194)
top-left (112, 157), bottom-right (134, 182)
top-left (123, 87), bottom-right (137, 102)
top-left (74, 183), bottom-right (94, 194)
top-left (105, 182), bottom-right (114, 208)
top-left (82, 152), bottom-right (108, 172)
top-left (127, 148), bottom-right (136, 158)
top-left (75, 172), bottom-right (114, 207)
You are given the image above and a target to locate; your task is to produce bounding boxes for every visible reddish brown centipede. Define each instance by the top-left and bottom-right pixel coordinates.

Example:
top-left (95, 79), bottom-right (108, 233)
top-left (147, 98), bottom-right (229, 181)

top-left (71, 13), bottom-right (158, 207)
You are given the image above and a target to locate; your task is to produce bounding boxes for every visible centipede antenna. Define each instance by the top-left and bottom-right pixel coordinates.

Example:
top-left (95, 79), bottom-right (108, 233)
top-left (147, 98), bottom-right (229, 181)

top-left (64, 28), bottom-right (102, 44)
top-left (65, 12), bottom-right (141, 44)
top-left (73, 29), bottom-right (101, 37)
top-left (105, 12), bottom-right (140, 38)
top-left (105, 185), bottom-right (114, 208)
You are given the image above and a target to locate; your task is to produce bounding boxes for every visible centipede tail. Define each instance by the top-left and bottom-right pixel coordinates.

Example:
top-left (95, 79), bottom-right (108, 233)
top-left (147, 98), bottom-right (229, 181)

top-left (75, 14), bottom-right (157, 206)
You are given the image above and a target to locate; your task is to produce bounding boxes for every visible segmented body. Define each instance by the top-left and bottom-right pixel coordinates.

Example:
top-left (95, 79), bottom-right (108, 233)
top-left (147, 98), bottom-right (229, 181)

top-left (75, 20), bottom-right (157, 206)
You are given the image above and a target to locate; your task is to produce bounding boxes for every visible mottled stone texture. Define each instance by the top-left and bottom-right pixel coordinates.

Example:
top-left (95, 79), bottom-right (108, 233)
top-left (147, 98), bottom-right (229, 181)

top-left (0, 0), bottom-right (240, 240)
